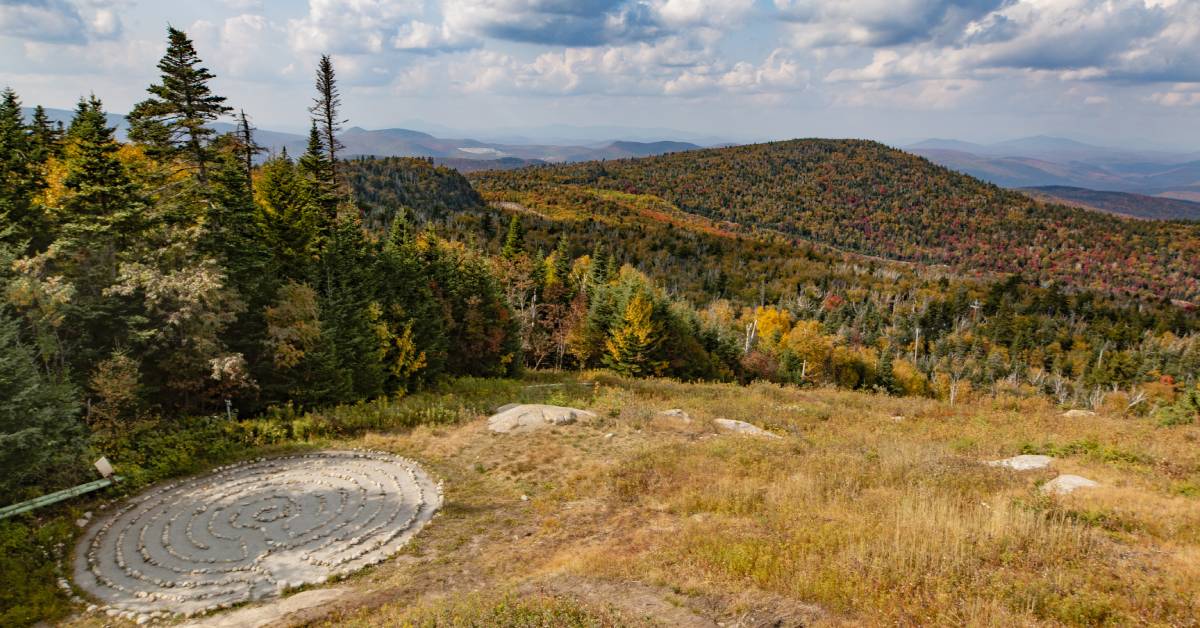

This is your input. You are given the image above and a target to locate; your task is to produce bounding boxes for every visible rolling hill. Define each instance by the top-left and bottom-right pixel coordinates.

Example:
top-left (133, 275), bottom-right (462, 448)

top-left (1021, 186), bottom-right (1200, 221)
top-left (472, 139), bottom-right (1200, 301)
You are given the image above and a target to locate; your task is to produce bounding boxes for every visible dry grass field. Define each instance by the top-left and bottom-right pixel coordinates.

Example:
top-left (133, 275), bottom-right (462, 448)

top-left (63, 373), bottom-right (1200, 627)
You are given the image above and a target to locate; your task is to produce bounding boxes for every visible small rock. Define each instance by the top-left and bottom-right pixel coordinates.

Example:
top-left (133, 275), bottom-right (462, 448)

top-left (1042, 474), bottom-right (1099, 495)
top-left (987, 454), bottom-right (1054, 471)
top-left (713, 418), bottom-right (781, 438)
top-left (1062, 409), bottom-right (1097, 418)
top-left (657, 409), bottom-right (692, 423)
top-left (604, 432), bottom-right (614, 439)
top-left (890, 415), bottom-right (905, 422)
top-left (520, 494), bottom-right (529, 502)
top-left (136, 614), bottom-right (151, 625)
top-left (487, 404), bottom-right (597, 433)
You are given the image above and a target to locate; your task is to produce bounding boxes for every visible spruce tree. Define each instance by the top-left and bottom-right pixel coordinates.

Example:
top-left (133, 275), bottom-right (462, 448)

top-left (298, 121), bottom-right (337, 218)
top-left (234, 109), bottom-right (262, 197)
top-left (62, 96), bottom-right (142, 246)
top-left (29, 104), bottom-right (63, 159)
top-left (0, 87), bottom-right (45, 250)
top-left (309, 54), bottom-right (345, 192)
top-left (501, 214), bottom-right (524, 259)
top-left (878, 350), bottom-right (898, 394)
top-left (128, 26), bottom-right (231, 185)
top-left (255, 152), bottom-right (322, 277)
top-left (318, 216), bottom-right (384, 400)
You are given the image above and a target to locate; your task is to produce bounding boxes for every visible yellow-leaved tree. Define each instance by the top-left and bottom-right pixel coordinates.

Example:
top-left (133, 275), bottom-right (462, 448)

top-left (604, 291), bottom-right (667, 377)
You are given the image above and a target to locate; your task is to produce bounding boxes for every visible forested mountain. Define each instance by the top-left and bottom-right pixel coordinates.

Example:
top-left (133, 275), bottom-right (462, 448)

top-left (1021, 186), bottom-right (1200, 221)
top-left (472, 140), bottom-right (1200, 301)
top-left (4, 25), bottom-right (1200, 515)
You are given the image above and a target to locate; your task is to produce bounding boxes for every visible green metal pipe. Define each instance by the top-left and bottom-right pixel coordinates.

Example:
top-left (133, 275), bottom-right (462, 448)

top-left (0, 476), bottom-right (123, 520)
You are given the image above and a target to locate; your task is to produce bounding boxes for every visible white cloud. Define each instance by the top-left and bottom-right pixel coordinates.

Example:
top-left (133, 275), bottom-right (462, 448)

top-left (0, 0), bottom-right (121, 43)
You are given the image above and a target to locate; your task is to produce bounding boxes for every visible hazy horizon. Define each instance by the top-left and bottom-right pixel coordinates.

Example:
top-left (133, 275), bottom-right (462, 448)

top-left (2, 1), bottom-right (1199, 150)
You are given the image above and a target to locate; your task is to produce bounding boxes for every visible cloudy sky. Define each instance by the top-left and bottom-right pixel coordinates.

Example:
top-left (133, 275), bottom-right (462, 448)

top-left (1, 0), bottom-right (1198, 146)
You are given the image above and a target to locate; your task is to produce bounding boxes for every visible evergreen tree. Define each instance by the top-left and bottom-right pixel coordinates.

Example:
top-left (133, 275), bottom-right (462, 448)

top-left (234, 109), bottom-right (262, 197)
top-left (375, 215), bottom-right (446, 388)
top-left (317, 216), bottom-right (385, 400)
top-left (878, 350), bottom-right (898, 394)
top-left (604, 291), bottom-right (667, 377)
top-left (0, 302), bottom-right (85, 502)
top-left (501, 214), bottom-right (524, 259)
top-left (309, 54), bottom-right (345, 192)
top-left (29, 104), bottom-right (63, 159)
top-left (0, 88), bottom-right (45, 251)
top-left (127, 26), bottom-right (231, 185)
top-left (62, 96), bottom-right (142, 244)
top-left (298, 121), bottom-right (337, 217)
top-left (256, 152), bottom-right (322, 277)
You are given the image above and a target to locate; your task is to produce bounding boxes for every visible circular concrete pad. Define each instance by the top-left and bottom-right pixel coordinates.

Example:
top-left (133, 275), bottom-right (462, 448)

top-left (73, 450), bottom-right (442, 618)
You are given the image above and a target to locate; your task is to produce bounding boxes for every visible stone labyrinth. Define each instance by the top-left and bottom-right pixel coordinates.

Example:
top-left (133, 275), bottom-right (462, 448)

top-left (73, 450), bottom-right (442, 620)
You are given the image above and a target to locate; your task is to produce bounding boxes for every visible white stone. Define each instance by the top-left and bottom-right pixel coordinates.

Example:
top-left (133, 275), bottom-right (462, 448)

top-left (486, 404), bottom-right (597, 433)
top-left (713, 418), bottom-right (781, 438)
top-left (1062, 409), bottom-right (1097, 418)
top-left (987, 454), bottom-right (1054, 471)
top-left (1042, 474), bottom-right (1100, 495)
top-left (657, 409), bottom-right (692, 423)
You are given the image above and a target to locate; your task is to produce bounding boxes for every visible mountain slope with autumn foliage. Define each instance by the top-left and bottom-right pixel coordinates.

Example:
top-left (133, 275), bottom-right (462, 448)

top-left (472, 139), bottom-right (1200, 301)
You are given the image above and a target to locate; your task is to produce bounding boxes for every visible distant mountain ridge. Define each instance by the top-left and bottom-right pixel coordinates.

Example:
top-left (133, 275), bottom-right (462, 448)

top-left (1021, 186), bottom-right (1200, 221)
top-left (20, 107), bottom-right (706, 166)
top-left (907, 135), bottom-right (1200, 198)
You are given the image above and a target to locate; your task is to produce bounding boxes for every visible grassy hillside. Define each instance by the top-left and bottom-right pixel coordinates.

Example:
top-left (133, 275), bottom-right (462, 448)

top-left (44, 373), bottom-right (1200, 627)
top-left (473, 140), bottom-right (1200, 301)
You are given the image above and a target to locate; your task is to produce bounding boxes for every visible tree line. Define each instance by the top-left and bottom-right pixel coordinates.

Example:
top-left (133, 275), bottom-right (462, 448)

top-left (0, 28), bottom-right (518, 502)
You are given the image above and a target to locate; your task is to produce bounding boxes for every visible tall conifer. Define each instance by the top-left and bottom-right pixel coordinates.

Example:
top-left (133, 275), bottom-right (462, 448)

top-left (128, 26), bottom-right (231, 185)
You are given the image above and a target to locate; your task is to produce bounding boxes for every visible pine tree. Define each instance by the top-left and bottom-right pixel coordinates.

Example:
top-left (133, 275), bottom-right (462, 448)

top-left (604, 291), bottom-right (667, 377)
top-left (309, 54), bottom-right (345, 193)
top-left (127, 26), bottom-right (231, 185)
top-left (501, 214), bottom-right (524, 259)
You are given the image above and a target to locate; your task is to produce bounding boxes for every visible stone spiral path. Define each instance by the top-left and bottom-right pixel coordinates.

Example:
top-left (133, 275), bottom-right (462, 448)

top-left (73, 450), bottom-right (442, 621)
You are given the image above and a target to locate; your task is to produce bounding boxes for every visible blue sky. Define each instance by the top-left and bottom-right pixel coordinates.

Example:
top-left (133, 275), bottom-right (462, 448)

top-left (1, 0), bottom-right (1198, 147)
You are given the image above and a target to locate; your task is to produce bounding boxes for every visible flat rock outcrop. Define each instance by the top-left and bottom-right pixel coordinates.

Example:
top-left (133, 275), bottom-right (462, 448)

top-left (487, 404), bottom-right (597, 434)
top-left (1042, 474), bottom-right (1100, 495)
top-left (986, 454), bottom-right (1054, 471)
